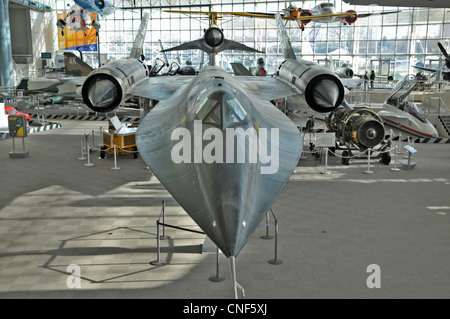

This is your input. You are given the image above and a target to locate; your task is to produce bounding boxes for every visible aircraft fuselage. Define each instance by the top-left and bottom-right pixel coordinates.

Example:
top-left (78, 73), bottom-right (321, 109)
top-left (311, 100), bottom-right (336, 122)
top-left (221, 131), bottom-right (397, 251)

top-left (136, 66), bottom-right (302, 258)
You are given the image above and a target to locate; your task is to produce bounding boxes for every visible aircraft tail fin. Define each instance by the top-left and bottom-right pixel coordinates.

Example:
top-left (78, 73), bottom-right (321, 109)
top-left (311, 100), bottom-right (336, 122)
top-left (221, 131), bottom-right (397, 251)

top-left (129, 12), bottom-right (149, 59)
top-left (230, 63), bottom-right (253, 76)
top-left (275, 13), bottom-right (296, 60)
top-left (64, 52), bottom-right (94, 76)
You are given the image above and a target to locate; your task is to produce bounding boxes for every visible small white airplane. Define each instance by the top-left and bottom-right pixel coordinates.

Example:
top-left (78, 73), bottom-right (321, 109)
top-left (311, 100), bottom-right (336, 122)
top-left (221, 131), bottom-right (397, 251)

top-left (73, 0), bottom-right (114, 16)
top-left (167, 2), bottom-right (401, 31)
top-left (414, 42), bottom-right (450, 82)
top-left (378, 75), bottom-right (438, 138)
top-left (344, 0), bottom-right (449, 8)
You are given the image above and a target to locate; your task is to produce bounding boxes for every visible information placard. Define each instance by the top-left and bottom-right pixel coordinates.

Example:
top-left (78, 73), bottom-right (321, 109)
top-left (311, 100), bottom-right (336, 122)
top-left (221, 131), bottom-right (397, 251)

top-left (315, 132), bottom-right (335, 148)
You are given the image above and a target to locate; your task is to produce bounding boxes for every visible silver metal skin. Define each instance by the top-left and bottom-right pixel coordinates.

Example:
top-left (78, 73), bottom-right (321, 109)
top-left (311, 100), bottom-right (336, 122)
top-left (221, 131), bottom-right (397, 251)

top-left (81, 59), bottom-right (149, 112)
top-left (135, 65), bottom-right (302, 259)
top-left (277, 59), bottom-right (345, 113)
top-left (81, 13), bottom-right (150, 113)
top-left (81, 22), bottom-right (306, 298)
top-left (335, 67), bottom-right (354, 79)
top-left (275, 13), bottom-right (344, 114)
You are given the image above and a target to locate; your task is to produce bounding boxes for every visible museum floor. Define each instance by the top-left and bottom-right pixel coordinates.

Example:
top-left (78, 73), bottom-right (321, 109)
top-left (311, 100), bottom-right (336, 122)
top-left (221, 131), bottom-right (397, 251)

top-left (0, 119), bottom-right (449, 299)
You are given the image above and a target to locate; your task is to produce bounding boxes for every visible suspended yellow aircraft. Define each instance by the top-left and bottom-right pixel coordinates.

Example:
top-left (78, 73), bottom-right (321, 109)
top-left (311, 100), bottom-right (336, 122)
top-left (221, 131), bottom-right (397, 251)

top-left (165, 2), bottom-right (400, 31)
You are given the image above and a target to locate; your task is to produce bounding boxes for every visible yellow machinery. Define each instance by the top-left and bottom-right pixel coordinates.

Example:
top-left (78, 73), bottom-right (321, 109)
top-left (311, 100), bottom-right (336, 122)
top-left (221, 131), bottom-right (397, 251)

top-left (100, 122), bottom-right (139, 159)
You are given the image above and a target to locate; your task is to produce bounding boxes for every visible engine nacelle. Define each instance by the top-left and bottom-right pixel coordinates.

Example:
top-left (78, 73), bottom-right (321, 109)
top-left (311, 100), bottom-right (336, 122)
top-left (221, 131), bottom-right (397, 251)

top-left (335, 67), bottom-right (354, 79)
top-left (344, 10), bottom-right (358, 24)
top-left (299, 10), bottom-right (313, 24)
top-left (81, 59), bottom-right (149, 113)
top-left (277, 59), bottom-right (345, 113)
top-left (326, 108), bottom-right (385, 150)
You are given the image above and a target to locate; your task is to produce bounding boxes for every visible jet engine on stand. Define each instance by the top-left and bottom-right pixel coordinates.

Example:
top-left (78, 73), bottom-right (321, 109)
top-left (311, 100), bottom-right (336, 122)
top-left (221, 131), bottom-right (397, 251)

top-left (325, 108), bottom-right (391, 165)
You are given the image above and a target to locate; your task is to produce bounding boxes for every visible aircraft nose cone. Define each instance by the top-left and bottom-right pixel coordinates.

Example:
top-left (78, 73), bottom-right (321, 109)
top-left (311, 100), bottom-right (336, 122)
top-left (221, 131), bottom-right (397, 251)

top-left (194, 162), bottom-right (259, 258)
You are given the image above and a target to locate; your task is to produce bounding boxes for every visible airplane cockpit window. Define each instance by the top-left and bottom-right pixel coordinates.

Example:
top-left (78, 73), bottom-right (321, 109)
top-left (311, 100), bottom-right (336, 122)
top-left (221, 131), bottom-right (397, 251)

top-left (196, 93), bottom-right (222, 126)
top-left (224, 98), bottom-right (247, 126)
top-left (320, 3), bottom-right (334, 8)
top-left (195, 90), bottom-right (247, 127)
top-left (406, 104), bottom-right (427, 123)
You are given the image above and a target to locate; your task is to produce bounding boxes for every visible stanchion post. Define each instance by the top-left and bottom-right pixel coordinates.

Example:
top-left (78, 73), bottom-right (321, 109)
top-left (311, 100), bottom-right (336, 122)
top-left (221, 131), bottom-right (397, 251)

top-left (150, 220), bottom-right (166, 266)
top-left (391, 145), bottom-right (400, 172)
top-left (209, 246), bottom-right (225, 282)
top-left (261, 211), bottom-right (274, 239)
top-left (397, 132), bottom-right (403, 154)
top-left (160, 200), bottom-right (170, 240)
top-left (363, 148), bottom-right (373, 174)
top-left (268, 219), bottom-right (283, 265)
top-left (84, 139), bottom-right (94, 167)
top-left (321, 147), bottom-right (331, 174)
top-left (78, 135), bottom-right (87, 160)
top-left (111, 145), bottom-right (120, 170)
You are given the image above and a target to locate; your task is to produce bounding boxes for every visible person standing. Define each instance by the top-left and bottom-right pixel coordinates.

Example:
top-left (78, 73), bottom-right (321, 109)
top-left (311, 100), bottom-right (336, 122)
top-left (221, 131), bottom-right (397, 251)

top-left (363, 71), bottom-right (369, 91)
top-left (370, 70), bottom-right (376, 89)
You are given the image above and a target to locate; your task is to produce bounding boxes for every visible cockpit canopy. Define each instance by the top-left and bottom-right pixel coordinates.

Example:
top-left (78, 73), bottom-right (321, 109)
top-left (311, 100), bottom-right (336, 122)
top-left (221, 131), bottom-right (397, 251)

top-left (195, 90), bottom-right (248, 127)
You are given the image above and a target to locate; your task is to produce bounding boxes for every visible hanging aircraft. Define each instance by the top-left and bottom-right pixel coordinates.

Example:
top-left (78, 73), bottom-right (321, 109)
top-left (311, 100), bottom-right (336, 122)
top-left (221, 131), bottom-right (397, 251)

top-left (57, 4), bottom-right (100, 36)
top-left (80, 12), bottom-right (346, 297)
top-left (73, 0), bottom-right (115, 16)
top-left (343, 0), bottom-right (450, 8)
top-left (413, 42), bottom-right (450, 82)
top-left (165, 2), bottom-right (400, 31)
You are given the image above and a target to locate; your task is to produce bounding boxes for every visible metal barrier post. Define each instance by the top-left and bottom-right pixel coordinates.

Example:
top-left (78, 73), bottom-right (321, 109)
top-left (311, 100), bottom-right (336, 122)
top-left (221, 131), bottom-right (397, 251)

top-left (78, 135), bottom-right (86, 160)
top-left (321, 147), bottom-right (331, 174)
top-left (268, 218), bottom-right (282, 265)
top-left (209, 246), bottom-right (225, 282)
top-left (150, 220), bottom-right (166, 266)
top-left (160, 200), bottom-right (170, 240)
top-left (261, 212), bottom-right (274, 239)
top-left (397, 132), bottom-right (403, 154)
top-left (84, 135), bottom-right (94, 167)
top-left (391, 145), bottom-right (400, 172)
top-left (363, 148), bottom-right (373, 174)
top-left (111, 145), bottom-right (120, 170)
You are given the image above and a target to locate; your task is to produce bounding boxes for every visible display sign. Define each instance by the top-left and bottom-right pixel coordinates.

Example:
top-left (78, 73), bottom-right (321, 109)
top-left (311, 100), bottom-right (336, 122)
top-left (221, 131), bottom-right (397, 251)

top-left (315, 132), bottom-right (336, 148)
top-left (8, 115), bottom-right (27, 138)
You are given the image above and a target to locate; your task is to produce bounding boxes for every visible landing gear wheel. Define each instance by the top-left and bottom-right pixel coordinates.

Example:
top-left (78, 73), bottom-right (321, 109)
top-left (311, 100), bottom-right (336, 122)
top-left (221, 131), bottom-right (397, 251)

top-left (342, 150), bottom-right (350, 165)
top-left (100, 146), bottom-right (106, 159)
top-left (380, 152), bottom-right (391, 165)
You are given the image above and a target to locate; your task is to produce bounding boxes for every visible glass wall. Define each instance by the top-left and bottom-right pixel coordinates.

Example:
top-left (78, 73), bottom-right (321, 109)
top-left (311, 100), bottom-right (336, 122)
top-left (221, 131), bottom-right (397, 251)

top-left (54, 0), bottom-right (450, 80)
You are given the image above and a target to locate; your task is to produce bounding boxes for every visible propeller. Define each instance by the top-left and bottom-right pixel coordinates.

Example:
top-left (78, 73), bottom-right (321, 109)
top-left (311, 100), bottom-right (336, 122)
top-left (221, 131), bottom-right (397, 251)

top-left (437, 42), bottom-right (450, 68)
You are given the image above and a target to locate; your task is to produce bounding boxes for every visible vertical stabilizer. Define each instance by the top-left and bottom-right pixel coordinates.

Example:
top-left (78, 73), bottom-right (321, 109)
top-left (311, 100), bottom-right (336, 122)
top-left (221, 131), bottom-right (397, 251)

top-left (275, 13), bottom-right (296, 60)
top-left (129, 12), bottom-right (149, 59)
top-left (64, 52), bottom-right (94, 76)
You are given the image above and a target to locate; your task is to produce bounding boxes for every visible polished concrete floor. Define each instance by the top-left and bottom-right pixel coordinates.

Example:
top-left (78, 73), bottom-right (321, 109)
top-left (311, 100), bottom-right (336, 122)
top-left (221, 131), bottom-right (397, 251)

top-left (0, 119), bottom-right (449, 299)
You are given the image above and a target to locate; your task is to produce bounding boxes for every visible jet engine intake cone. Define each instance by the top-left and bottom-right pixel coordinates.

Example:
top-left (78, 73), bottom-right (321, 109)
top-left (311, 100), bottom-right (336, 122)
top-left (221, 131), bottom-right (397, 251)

top-left (356, 120), bottom-right (385, 148)
top-left (205, 27), bottom-right (224, 48)
top-left (305, 74), bottom-right (344, 113)
top-left (82, 74), bottom-right (122, 113)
